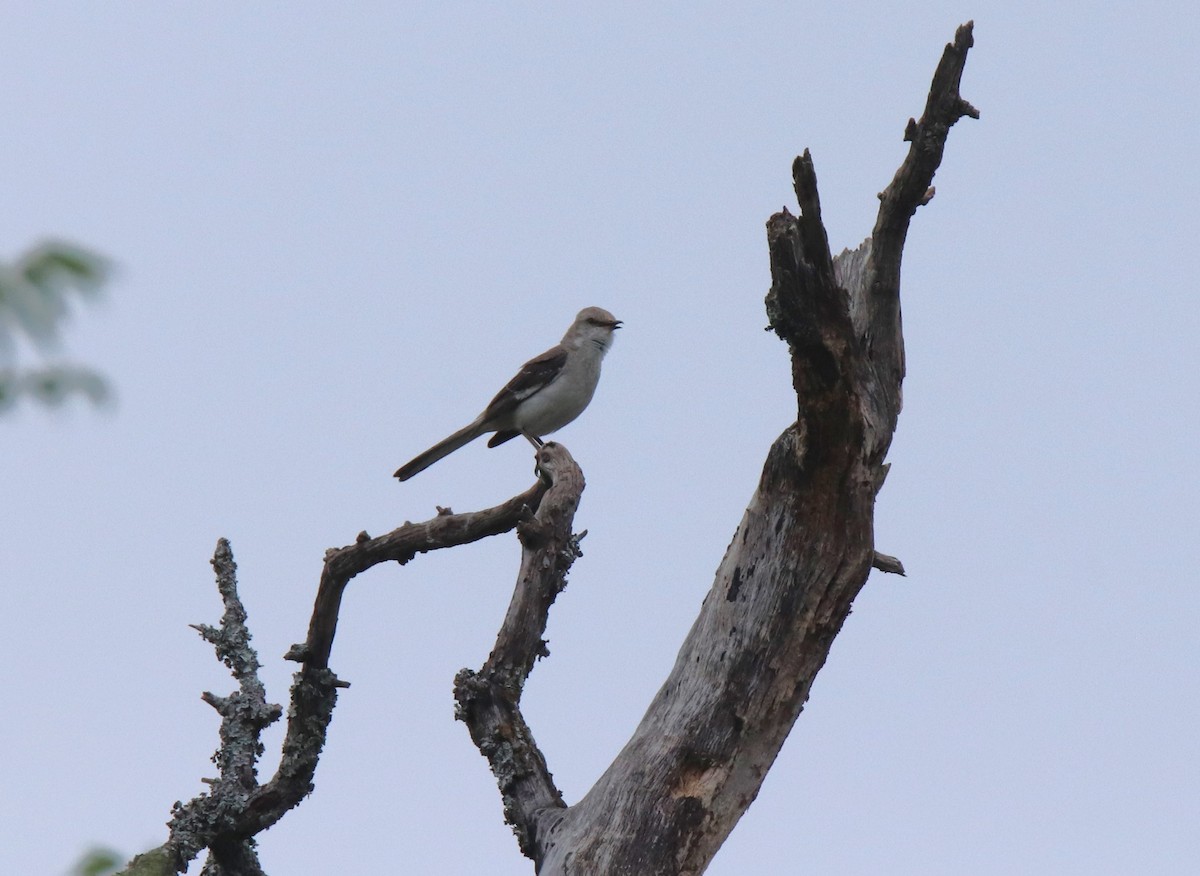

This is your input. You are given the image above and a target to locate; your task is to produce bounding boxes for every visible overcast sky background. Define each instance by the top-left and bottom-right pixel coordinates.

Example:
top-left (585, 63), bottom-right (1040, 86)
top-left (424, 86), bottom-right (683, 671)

top-left (3, 3), bottom-right (1197, 874)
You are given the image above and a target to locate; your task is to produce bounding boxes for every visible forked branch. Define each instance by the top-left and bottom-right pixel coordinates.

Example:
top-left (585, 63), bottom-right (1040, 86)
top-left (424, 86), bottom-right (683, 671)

top-left (527, 23), bottom-right (976, 875)
top-left (118, 460), bottom-right (553, 875)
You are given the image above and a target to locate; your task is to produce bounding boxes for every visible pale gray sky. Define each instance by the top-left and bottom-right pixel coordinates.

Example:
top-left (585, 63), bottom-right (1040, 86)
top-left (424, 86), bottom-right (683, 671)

top-left (3, 3), bottom-right (1197, 874)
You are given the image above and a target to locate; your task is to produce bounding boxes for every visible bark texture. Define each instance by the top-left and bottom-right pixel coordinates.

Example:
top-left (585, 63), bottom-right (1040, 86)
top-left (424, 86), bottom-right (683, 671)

top-left (453, 445), bottom-right (585, 860)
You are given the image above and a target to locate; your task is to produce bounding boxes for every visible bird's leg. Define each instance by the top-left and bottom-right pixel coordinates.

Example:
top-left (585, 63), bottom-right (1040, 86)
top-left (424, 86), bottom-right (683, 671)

top-left (526, 434), bottom-right (551, 483)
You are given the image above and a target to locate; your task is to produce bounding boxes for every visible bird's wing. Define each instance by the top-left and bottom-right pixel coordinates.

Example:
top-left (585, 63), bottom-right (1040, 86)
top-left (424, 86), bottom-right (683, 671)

top-left (481, 344), bottom-right (568, 422)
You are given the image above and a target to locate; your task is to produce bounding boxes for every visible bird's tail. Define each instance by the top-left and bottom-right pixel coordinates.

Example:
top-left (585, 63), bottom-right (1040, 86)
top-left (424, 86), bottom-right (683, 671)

top-left (394, 419), bottom-right (486, 480)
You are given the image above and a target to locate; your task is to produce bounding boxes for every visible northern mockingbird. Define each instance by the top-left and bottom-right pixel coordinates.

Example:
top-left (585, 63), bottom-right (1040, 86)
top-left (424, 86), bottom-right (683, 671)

top-left (394, 306), bottom-right (621, 480)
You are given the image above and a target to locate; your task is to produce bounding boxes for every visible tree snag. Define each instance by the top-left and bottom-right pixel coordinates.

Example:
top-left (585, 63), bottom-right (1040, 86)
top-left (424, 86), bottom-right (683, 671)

top-left (115, 21), bottom-right (975, 876)
top-left (466, 21), bottom-right (978, 876)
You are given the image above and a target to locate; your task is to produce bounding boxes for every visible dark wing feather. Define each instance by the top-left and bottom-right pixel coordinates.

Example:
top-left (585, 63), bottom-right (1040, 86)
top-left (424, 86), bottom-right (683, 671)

top-left (481, 345), bottom-right (567, 421)
top-left (487, 430), bottom-right (521, 448)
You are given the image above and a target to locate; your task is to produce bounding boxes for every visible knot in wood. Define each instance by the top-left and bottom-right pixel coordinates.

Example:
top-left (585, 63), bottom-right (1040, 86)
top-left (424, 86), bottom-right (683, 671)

top-left (516, 518), bottom-right (551, 548)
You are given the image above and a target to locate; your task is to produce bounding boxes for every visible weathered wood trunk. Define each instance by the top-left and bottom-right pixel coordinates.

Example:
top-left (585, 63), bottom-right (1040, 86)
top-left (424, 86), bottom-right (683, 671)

top-left (118, 22), bottom-right (977, 876)
top-left (462, 23), bottom-right (979, 876)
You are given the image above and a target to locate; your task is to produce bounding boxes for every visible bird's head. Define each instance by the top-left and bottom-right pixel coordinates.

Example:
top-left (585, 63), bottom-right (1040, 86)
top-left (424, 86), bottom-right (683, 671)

top-left (570, 306), bottom-right (622, 352)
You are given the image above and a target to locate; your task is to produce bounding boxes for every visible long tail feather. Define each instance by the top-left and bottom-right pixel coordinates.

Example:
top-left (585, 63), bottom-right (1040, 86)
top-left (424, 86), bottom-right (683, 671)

top-left (394, 419), bottom-right (486, 480)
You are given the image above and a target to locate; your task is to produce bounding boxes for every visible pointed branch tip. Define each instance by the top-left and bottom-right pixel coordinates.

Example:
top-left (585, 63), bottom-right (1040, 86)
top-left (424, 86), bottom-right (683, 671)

top-left (872, 552), bottom-right (907, 576)
top-left (955, 20), bottom-right (975, 50)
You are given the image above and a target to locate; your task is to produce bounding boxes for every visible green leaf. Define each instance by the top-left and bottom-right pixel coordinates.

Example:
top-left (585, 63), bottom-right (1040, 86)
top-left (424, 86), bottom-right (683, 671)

top-left (0, 365), bottom-right (112, 409)
top-left (0, 240), bottom-right (112, 351)
top-left (18, 240), bottom-right (111, 294)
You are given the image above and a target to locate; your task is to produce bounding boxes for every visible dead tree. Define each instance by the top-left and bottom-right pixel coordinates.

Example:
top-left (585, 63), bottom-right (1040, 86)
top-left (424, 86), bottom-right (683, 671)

top-left (116, 22), bottom-right (977, 876)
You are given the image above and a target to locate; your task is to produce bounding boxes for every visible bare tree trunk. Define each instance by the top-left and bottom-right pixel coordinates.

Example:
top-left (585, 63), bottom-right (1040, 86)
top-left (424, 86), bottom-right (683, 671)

top-left (115, 22), bottom-right (977, 876)
top-left (458, 22), bottom-right (979, 876)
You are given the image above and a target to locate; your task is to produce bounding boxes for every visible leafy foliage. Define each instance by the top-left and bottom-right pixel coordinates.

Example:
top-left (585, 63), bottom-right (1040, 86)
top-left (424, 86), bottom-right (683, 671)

top-left (0, 240), bottom-right (112, 410)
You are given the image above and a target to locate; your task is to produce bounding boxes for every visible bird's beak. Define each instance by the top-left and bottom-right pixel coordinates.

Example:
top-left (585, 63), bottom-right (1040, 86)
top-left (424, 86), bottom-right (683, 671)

top-left (611, 320), bottom-right (623, 329)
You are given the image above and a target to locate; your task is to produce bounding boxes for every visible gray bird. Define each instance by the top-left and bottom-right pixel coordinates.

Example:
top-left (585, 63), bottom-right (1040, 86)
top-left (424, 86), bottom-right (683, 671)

top-left (394, 306), bottom-right (621, 480)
